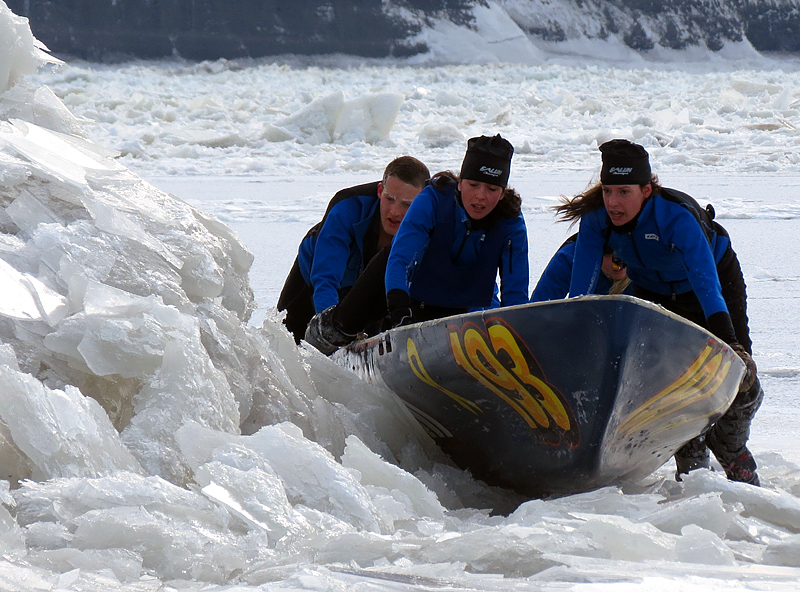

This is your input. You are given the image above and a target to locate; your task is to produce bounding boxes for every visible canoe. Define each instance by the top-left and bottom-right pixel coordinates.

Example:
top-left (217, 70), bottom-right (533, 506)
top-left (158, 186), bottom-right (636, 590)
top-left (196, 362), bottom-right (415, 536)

top-left (332, 295), bottom-right (744, 498)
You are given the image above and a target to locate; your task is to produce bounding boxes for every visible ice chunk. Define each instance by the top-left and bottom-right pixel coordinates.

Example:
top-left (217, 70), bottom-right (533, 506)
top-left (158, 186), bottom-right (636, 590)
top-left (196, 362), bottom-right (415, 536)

top-left (0, 149), bottom-right (30, 188)
top-left (21, 520), bottom-right (72, 549)
top-left (0, 346), bottom-right (142, 480)
top-left (675, 523), bottom-right (736, 565)
top-left (177, 421), bottom-right (383, 532)
top-left (246, 423), bottom-right (384, 532)
top-left (12, 119), bottom-right (119, 172)
top-left (172, 129), bottom-right (250, 149)
top-left (275, 91), bottom-right (344, 145)
top-left (0, 84), bottom-right (88, 137)
top-left (763, 533), bottom-right (800, 567)
top-left (0, 257), bottom-right (67, 325)
top-left (177, 426), bottom-right (299, 545)
top-left (48, 281), bottom-right (190, 378)
top-left (0, 120), bottom-right (94, 188)
top-left (0, 3), bottom-right (59, 93)
top-left (0, 481), bottom-right (24, 558)
top-left (571, 512), bottom-right (677, 561)
top-left (122, 338), bottom-right (239, 483)
top-left (341, 435), bottom-right (445, 523)
top-left (80, 195), bottom-right (183, 270)
top-left (197, 461), bottom-right (298, 544)
top-left (260, 123), bottom-right (294, 143)
top-left (333, 93), bottom-right (403, 143)
top-left (684, 471), bottom-right (800, 532)
top-left (418, 122), bottom-right (464, 148)
top-left (642, 491), bottom-right (739, 536)
top-left (511, 486), bottom-right (664, 525)
top-left (29, 547), bottom-right (144, 583)
top-left (5, 188), bottom-right (63, 235)
top-left (195, 304), bottom-right (259, 422)
top-left (13, 472), bottom-right (250, 583)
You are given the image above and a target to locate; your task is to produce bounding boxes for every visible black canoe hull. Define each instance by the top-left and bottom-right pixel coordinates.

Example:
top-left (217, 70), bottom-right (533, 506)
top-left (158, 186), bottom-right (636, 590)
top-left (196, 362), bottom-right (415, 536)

top-left (334, 296), bottom-right (744, 498)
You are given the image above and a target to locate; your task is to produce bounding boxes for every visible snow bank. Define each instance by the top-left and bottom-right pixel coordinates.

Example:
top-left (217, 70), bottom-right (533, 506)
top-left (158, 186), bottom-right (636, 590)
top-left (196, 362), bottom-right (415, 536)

top-left (409, 1), bottom-right (546, 65)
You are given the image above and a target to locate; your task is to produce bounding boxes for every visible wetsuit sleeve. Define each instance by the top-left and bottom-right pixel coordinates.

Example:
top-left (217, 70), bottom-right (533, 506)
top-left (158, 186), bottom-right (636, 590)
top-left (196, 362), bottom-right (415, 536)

top-left (309, 199), bottom-right (362, 312)
top-left (569, 212), bottom-right (606, 297)
top-left (530, 240), bottom-right (576, 302)
top-left (666, 206), bottom-right (729, 319)
top-left (499, 216), bottom-right (529, 306)
top-left (385, 186), bottom-right (438, 296)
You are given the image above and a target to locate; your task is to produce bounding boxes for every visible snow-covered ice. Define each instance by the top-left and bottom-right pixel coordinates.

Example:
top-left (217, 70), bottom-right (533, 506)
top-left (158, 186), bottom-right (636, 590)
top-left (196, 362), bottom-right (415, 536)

top-left (2, 1), bottom-right (800, 590)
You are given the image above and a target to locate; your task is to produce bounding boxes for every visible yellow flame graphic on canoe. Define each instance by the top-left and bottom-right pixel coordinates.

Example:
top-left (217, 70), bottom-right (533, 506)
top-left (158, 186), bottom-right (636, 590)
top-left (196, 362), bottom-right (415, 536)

top-left (407, 338), bottom-right (482, 415)
top-left (615, 341), bottom-right (735, 438)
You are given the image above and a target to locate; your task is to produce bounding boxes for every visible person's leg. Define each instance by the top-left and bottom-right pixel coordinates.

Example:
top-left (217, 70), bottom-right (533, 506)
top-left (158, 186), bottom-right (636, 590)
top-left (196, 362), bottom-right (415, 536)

top-left (632, 286), bottom-right (706, 326)
top-left (335, 246), bottom-right (391, 334)
top-left (674, 435), bottom-right (710, 480)
top-left (705, 380), bottom-right (763, 485)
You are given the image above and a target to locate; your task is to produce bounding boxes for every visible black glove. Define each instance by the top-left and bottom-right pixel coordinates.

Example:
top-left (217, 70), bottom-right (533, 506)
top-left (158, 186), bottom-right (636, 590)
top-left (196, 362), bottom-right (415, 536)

top-left (386, 289), bottom-right (414, 328)
top-left (729, 341), bottom-right (757, 393)
top-left (304, 306), bottom-right (356, 355)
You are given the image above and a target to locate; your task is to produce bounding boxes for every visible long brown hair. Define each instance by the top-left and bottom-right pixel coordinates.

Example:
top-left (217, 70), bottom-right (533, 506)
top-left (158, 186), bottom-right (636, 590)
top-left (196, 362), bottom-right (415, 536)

top-left (431, 170), bottom-right (522, 219)
top-left (554, 175), bottom-right (662, 223)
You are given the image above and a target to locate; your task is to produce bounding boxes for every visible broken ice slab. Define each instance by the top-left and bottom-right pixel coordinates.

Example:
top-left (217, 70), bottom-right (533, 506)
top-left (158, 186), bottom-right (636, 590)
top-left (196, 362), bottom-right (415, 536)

top-left (5, 188), bottom-right (63, 236)
top-left (0, 119), bottom-right (123, 190)
top-left (0, 346), bottom-right (143, 480)
top-left (0, 257), bottom-right (66, 325)
top-left (80, 196), bottom-right (183, 270)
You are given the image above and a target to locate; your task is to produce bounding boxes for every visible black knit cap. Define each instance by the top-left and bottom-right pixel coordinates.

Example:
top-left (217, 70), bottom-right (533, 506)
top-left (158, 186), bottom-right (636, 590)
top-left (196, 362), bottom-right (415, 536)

top-left (600, 139), bottom-right (651, 185)
top-left (460, 134), bottom-right (514, 188)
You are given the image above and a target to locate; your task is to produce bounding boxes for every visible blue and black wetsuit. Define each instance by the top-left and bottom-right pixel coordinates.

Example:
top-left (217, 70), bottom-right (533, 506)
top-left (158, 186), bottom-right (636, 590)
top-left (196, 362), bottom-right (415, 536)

top-left (277, 181), bottom-right (380, 341)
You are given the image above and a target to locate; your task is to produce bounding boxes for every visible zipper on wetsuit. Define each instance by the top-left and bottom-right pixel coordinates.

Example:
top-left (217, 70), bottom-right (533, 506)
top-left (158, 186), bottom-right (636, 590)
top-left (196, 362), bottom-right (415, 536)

top-left (455, 228), bottom-right (471, 261)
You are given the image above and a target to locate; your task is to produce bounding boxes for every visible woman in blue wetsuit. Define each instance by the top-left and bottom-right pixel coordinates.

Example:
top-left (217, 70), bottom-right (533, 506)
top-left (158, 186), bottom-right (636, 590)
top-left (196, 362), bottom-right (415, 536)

top-left (305, 134), bottom-right (529, 353)
top-left (559, 139), bottom-right (763, 486)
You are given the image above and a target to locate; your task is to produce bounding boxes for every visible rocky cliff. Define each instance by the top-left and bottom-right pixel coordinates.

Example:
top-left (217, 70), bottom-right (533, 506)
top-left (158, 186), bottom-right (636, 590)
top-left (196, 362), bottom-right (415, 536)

top-left (4, 0), bottom-right (799, 61)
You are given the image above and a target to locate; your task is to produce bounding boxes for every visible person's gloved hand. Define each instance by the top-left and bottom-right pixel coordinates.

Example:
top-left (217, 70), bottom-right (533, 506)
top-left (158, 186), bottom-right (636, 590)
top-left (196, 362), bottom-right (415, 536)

top-left (730, 341), bottom-right (757, 393)
top-left (387, 289), bottom-right (414, 328)
top-left (304, 306), bottom-right (355, 355)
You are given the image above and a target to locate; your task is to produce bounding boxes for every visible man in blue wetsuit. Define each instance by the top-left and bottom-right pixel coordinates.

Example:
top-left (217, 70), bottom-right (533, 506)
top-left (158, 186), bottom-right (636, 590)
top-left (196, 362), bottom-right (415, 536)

top-left (530, 234), bottom-right (632, 302)
top-left (277, 156), bottom-right (430, 342)
top-left (557, 139), bottom-right (763, 486)
top-left (305, 134), bottom-right (529, 354)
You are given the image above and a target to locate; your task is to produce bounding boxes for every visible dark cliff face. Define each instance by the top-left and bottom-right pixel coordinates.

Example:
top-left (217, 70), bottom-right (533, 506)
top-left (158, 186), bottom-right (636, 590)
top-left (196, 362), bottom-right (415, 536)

top-left (739, 1), bottom-right (800, 52)
top-left (5, 0), bottom-right (800, 62)
top-left (4, 0), bottom-right (469, 61)
top-left (511, 0), bottom-right (800, 54)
